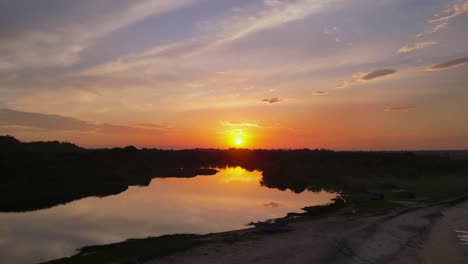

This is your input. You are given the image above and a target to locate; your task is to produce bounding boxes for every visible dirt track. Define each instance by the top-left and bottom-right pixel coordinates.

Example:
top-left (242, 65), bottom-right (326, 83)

top-left (390, 200), bottom-right (468, 264)
top-left (147, 201), bottom-right (467, 264)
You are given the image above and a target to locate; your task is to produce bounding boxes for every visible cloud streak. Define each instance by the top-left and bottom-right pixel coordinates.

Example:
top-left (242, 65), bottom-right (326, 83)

top-left (208, 0), bottom-right (329, 48)
top-left (0, 108), bottom-right (94, 131)
top-left (220, 121), bottom-right (261, 128)
top-left (398, 41), bottom-right (438, 53)
top-left (79, 0), bottom-right (335, 77)
top-left (262, 98), bottom-right (283, 104)
top-left (334, 69), bottom-right (397, 89)
top-left (312, 91), bottom-right (328, 96)
top-left (0, 0), bottom-right (197, 70)
top-left (79, 39), bottom-right (207, 76)
top-left (385, 106), bottom-right (416, 112)
top-left (0, 108), bottom-right (171, 134)
top-left (424, 57), bottom-right (468, 71)
top-left (417, 1), bottom-right (468, 37)
top-left (263, 201), bottom-right (282, 207)
top-left (361, 69), bottom-right (397, 81)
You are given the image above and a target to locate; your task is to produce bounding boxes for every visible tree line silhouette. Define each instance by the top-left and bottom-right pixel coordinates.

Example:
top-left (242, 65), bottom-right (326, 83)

top-left (1, 135), bottom-right (467, 212)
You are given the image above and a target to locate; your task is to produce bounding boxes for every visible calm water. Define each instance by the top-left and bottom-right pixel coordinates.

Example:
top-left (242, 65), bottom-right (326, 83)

top-left (0, 167), bottom-right (336, 264)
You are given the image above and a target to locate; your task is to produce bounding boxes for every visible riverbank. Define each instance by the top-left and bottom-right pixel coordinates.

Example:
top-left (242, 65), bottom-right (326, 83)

top-left (390, 198), bottom-right (468, 263)
top-left (148, 198), bottom-right (468, 264)
top-left (46, 196), bottom-right (468, 264)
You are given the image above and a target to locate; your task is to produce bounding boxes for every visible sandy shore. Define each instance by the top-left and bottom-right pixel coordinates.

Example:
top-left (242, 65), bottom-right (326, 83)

top-left (390, 200), bottom-right (468, 263)
top-left (147, 200), bottom-right (468, 264)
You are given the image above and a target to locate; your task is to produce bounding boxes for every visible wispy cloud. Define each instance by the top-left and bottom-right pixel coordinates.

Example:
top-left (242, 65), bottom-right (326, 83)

top-left (208, 0), bottom-right (330, 48)
top-left (263, 201), bottom-right (282, 207)
top-left (0, 108), bottom-right (93, 131)
top-left (323, 26), bottom-right (349, 44)
top-left (80, 0), bottom-right (335, 77)
top-left (416, 22), bottom-right (449, 37)
top-left (427, 1), bottom-right (468, 24)
top-left (79, 39), bottom-right (206, 76)
top-left (262, 97), bottom-right (283, 104)
top-left (334, 81), bottom-right (351, 89)
top-left (312, 91), bottom-right (328, 96)
top-left (218, 128), bottom-right (247, 137)
top-left (0, 0), bottom-right (197, 70)
top-left (219, 121), bottom-right (282, 132)
top-left (398, 41), bottom-right (438, 53)
top-left (417, 1), bottom-right (468, 37)
top-left (0, 108), bottom-right (171, 134)
top-left (361, 69), bottom-right (397, 81)
top-left (220, 121), bottom-right (261, 128)
top-left (132, 123), bottom-right (173, 129)
top-left (424, 57), bottom-right (468, 71)
top-left (385, 106), bottom-right (416, 112)
top-left (334, 69), bottom-right (397, 89)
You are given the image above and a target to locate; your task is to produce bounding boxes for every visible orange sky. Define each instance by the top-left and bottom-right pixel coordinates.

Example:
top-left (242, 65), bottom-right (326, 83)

top-left (1, 1), bottom-right (468, 150)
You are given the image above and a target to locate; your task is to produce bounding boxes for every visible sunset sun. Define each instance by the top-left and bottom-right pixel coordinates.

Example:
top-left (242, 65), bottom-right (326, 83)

top-left (2, 1), bottom-right (468, 263)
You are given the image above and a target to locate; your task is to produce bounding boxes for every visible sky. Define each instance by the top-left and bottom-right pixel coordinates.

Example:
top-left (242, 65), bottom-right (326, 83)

top-left (0, 0), bottom-right (467, 149)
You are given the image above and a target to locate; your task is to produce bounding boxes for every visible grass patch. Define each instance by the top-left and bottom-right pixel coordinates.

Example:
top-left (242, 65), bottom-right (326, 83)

top-left (279, 197), bottom-right (346, 222)
top-left (394, 174), bottom-right (468, 202)
top-left (218, 231), bottom-right (260, 244)
top-left (283, 173), bottom-right (468, 220)
top-left (44, 234), bottom-right (210, 264)
top-left (301, 197), bottom-right (346, 216)
top-left (345, 194), bottom-right (403, 215)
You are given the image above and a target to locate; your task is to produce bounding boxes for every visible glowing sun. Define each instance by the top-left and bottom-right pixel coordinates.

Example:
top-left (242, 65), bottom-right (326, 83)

top-left (234, 137), bottom-right (243, 146)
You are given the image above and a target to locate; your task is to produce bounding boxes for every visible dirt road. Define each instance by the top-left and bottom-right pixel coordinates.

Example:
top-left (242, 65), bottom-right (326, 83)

top-left (391, 200), bottom-right (468, 264)
top-left (148, 203), bottom-right (454, 264)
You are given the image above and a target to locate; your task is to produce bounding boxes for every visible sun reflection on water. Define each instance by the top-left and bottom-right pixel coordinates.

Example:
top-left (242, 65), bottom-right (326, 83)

top-left (0, 166), bottom-right (337, 264)
top-left (216, 166), bottom-right (262, 183)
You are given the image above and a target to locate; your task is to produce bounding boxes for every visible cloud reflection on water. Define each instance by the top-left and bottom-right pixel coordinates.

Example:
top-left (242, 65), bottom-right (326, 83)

top-left (0, 167), bottom-right (336, 264)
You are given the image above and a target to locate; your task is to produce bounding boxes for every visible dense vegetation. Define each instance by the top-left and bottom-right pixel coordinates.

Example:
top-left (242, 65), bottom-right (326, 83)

top-left (1, 135), bottom-right (468, 212)
top-left (2, 136), bottom-right (468, 263)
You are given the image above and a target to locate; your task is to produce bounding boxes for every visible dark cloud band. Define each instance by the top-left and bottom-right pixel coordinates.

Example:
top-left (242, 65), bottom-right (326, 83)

top-left (425, 57), bottom-right (468, 71)
top-left (262, 98), bottom-right (283, 104)
top-left (362, 69), bottom-right (397, 81)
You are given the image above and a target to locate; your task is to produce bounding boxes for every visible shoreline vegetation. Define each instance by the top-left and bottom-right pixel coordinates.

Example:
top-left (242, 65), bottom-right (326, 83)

top-left (1, 135), bottom-right (468, 263)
